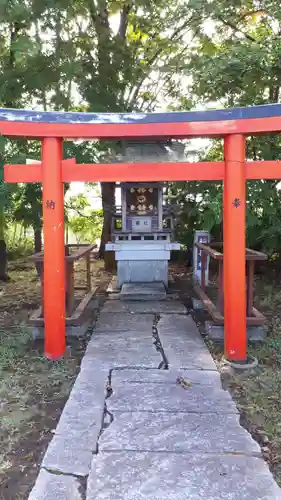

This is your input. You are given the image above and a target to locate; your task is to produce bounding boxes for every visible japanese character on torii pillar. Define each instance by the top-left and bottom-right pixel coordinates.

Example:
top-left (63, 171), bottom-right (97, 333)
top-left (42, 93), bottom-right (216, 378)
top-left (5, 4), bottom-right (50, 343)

top-left (2, 105), bottom-right (281, 360)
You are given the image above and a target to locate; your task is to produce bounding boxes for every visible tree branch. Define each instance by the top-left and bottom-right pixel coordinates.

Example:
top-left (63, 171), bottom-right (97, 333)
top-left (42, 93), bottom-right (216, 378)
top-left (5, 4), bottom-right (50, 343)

top-left (146, 17), bottom-right (193, 68)
top-left (118, 3), bottom-right (131, 39)
top-left (217, 16), bottom-right (257, 43)
top-left (269, 85), bottom-right (280, 103)
top-left (125, 18), bottom-right (196, 109)
top-left (87, 0), bottom-right (110, 32)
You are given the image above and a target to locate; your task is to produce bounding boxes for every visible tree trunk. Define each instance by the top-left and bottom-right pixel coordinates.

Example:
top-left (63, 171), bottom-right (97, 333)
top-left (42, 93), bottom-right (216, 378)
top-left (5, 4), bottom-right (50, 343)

top-left (34, 226), bottom-right (42, 277)
top-left (34, 227), bottom-right (42, 253)
top-left (0, 239), bottom-right (8, 281)
top-left (99, 182), bottom-right (115, 270)
top-left (0, 205), bottom-right (8, 281)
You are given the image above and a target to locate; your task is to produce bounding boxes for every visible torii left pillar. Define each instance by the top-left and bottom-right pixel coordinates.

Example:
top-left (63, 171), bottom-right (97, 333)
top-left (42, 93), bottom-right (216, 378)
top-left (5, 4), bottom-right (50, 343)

top-left (42, 137), bottom-right (66, 359)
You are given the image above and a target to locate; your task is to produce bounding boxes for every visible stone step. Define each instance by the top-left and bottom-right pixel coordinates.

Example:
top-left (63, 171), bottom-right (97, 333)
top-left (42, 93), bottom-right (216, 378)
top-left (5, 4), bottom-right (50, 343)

top-left (120, 282), bottom-right (166, 301)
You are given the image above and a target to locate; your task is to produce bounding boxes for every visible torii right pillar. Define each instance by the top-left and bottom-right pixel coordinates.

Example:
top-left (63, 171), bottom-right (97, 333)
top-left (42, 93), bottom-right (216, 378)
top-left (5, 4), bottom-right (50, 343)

top-left (224, 134), bottom-right (247, 361)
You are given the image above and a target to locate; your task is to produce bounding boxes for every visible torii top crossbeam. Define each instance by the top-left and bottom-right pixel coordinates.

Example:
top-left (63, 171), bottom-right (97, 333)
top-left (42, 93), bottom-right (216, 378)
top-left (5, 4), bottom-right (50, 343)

top-left (3, 103), bottom-right (281, 362)
top-left (1, 103), bottom-right (281, 138)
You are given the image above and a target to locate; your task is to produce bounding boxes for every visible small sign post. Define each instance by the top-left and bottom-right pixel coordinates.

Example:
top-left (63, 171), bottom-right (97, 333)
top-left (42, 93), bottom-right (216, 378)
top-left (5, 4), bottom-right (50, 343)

top-left (193, 230), bottom-right (210, 286)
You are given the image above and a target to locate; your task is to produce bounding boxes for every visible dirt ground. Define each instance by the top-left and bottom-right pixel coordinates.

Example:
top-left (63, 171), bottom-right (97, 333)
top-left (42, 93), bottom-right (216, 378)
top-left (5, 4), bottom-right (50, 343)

top-left (2, 259), bottom-right (281, 497)
top-left (0, 258), bottom-right (112, 500)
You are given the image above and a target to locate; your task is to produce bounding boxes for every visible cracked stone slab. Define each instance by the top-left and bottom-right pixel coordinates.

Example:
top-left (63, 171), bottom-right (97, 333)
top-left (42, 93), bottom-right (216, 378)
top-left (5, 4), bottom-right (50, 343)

top-left (99, 411), bottom-right (261, 455)
top-left (107, 382), bottom-right (238, 413)
top-left (28, 469), bottom-right (82, 500)
top-left (42, 433), bottom-right (94, 477)
top-left (88, 336), bottom-right (156, 349)
top-left (101, 301), bottom-right (130, 313)
top-left (94, 313), bottom-right (154, 332)
top-left (73, 364), bottom-right (109, 387)
top-left (158, 314), bottom-right (201, 338)
top-left (101, 300), bottom-right (187, 314)
top-left (90, 331), bottom-right (154, 342)
top-left (163, 343), bottom-right (217, 370)
top-left (111, 368), bottom-right (222, 387)
top-left (84, 337), bottom-right (162, 368)
top-left (164, 340), bottom-right (217, 370)
top-left (126, 300), bottom-right (187, 314)
top-left (84, 349), bottom-right (162, 368)
top-left (87, 452), bottom-right (281, 500)
top-left (157, 315), bottom-right (217, 370)
top-left (55, 404), bottom-right (104, 447)
top-left (60, 377), bottom-right (107, 415)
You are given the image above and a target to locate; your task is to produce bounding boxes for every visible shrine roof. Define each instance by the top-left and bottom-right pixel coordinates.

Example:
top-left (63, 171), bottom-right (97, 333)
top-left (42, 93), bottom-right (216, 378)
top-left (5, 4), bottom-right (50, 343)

top-left (0, 103), bottom-right (281, 138)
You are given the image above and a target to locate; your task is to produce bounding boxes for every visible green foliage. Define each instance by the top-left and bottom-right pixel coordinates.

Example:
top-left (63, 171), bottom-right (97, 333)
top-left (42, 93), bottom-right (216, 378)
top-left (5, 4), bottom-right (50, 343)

top-left (66, 193), bottom-right (103, 243)
top-left (68, 210), bottom-right (103, 244)
top-left (6, 223), bottom-right (33, 259)
top-left (2, 0), bottom-right (281, 260)
top-left (168, 1), bottom-right (281, 255)
top-left (168, 179), bottom-right (223, 248)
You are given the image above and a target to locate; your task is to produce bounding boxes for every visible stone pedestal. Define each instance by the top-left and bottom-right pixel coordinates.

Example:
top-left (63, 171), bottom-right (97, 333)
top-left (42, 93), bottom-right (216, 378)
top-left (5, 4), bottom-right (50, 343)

top-left (106, 240), bottom-right (180, 288)
top-left (205, 321), bottom-right (266, 343)
top-left (118, 260), bottom-right (168, 288)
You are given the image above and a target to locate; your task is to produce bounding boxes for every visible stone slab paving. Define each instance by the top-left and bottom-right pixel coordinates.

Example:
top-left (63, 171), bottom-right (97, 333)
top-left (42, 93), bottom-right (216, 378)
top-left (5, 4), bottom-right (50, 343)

top-left (101, 299), bottom-right (187, 314)
top-left (28, 298), bottom-right (281, 500)
top-left (94, 312), bottom-right (154, 331)
top-left (106, 382), bottom-right (238, 413)
top-left (99, 411), bottom-right (261, 455)
top-left (111, 367), bottom-right (222, 386)
top-left (42, 433), bottom-right (95, 477)
top-left (87, 452), bottom-right (281, 500)
top-left (158, 314), bottom-right (218, 369)
top-left (128, 300), bottom-right (187, 314)
top-left (84, 337), bottom-right (162, 368)
top-left (28, 470), bottom-right (82, 500)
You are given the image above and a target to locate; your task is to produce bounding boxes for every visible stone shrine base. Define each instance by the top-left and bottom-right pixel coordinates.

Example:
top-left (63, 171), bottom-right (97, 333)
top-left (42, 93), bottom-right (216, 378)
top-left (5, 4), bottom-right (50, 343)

top-left (117, 260), bottom-right (168, 288)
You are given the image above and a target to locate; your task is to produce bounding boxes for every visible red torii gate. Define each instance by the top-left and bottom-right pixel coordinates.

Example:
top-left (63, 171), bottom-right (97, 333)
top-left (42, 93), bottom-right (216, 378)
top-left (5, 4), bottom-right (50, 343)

top-left (3, 105), bottom-right (281, 361)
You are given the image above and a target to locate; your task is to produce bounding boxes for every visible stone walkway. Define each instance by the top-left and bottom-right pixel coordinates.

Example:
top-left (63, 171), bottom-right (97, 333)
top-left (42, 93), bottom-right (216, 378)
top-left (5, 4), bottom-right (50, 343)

top-left (29, 298), bottom-right (281, 499)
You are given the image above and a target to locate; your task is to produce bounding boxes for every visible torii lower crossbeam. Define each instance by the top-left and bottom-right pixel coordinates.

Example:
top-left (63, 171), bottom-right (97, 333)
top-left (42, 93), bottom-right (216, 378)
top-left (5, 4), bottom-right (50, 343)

top-left (3, 104), bottom-right (281, 361)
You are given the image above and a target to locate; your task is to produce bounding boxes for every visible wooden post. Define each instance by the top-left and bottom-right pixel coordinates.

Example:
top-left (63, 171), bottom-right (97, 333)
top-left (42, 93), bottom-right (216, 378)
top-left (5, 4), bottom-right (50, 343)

top-left (223, 134), bottom-right (247, 361)
top-left (41, 269), bottom-right (44, 317)
top-left (247, 260), bottom-right (255, 316)
top-left (66, 261), bottom-right (74, 317)
top-left (86, 253), bottom-right (91, 292)
top-left (121, 186), bottom-right (127, 231)
top-left (201, 250), bottom-right (206, 291)
top-left (218, 260), bottom-right (224, 314)
top-left (42, 137), bottom-right (65, 358)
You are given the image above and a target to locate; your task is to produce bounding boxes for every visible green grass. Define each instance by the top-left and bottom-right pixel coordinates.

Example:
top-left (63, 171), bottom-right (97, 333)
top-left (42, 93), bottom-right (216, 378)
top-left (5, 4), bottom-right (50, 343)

top-left (0, 326), bottom-right (82, 498)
